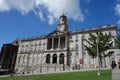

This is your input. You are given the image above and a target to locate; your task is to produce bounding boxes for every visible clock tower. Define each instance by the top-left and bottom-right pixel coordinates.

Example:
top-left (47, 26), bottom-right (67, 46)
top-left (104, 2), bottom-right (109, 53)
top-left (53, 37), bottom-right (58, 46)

top-left (58, 14), bottom-right (68, 32)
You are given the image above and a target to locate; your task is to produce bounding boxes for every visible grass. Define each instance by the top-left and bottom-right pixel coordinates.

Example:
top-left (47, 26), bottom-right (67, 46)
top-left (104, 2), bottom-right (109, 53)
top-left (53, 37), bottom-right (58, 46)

top-left (0, 70), bottom-right (112, 80)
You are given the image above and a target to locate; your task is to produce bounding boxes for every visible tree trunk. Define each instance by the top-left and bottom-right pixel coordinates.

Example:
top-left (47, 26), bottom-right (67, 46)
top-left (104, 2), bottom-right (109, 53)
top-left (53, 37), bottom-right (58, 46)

top-left (99, 57), bottom-right (103, 67)
top-left (93, 57), bottom-right (95, 68)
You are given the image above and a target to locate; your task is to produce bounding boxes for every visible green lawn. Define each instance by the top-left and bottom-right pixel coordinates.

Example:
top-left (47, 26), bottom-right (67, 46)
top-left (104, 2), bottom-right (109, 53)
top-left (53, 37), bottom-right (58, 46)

top-left (0, 70), bottom-right (111, 80)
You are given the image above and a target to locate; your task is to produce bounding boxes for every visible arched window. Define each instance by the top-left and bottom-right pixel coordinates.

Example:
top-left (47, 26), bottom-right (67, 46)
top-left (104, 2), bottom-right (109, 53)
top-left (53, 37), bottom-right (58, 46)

top-left (59, 53), bottom-right (64, 64)
top-left (46, 54), bottom-right (50, 63)
top-left (53, 54), bottom-right (57, 64)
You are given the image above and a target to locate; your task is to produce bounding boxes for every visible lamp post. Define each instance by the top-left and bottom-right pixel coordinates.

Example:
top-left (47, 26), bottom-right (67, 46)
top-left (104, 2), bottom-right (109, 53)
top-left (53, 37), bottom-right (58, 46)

top-left (96, 37), bottom-right (100, 76)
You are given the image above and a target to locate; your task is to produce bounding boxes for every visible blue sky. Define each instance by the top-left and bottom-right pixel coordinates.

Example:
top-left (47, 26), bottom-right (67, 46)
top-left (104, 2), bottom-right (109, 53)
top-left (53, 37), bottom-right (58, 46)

top-left (0, 0), bottom-right (120, 50)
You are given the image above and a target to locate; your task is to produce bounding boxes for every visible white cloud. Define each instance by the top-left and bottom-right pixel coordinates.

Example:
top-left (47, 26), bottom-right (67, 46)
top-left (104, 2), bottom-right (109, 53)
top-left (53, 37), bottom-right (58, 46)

top-left (0, 0), bottom-right (84, 25)
top-left (0, 0), bottom-right (10, 11)
top-left (35, 0), bottom-right (85, 24)
top-left (6, 0), bottom-right (35, 14)
top-left (115, 4), bottom-right (120, 16)
top-left (48, 15), bottom-right (54, 25)
top-left (115, 0), bottom-right (120, 25)
top-left (35, 11), bottom-right (45, 21)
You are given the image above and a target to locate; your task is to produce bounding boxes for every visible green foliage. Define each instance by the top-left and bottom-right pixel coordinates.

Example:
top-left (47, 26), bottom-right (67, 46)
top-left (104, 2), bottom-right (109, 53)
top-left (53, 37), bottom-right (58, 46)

top-left (84, 29), bottom-right (112, 58)
top-left (115, 35), bottom-right (120, 49)
top-left (0, 70), bottom-right (111, 80)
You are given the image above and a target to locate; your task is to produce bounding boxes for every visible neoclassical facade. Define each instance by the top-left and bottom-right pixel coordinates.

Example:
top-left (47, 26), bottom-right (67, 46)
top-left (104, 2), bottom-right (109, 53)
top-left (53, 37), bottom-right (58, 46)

top-left (14, 15), bottom-right (119, 74)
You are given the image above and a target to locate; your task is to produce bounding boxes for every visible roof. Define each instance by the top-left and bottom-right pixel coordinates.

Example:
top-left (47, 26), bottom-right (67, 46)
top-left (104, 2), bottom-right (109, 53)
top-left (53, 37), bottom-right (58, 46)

top-left (18, 24), bottom-right (117, 41)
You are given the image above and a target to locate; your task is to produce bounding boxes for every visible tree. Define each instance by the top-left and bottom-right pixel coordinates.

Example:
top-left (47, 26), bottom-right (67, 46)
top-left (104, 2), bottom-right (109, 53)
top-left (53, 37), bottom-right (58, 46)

top-left (115, 35), bottom-right (120, 49)
top-left (84, 33), bottom-right (97, 68)
top-left (84, 29), bottom-right (112, 67)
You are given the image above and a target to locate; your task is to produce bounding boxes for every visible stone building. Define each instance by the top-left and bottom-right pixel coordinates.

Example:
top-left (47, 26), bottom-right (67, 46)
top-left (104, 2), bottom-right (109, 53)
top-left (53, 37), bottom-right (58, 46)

top-left (1, 14), bottom-right (119, 75)
top-left (0, 42), bottom-right (18, 74)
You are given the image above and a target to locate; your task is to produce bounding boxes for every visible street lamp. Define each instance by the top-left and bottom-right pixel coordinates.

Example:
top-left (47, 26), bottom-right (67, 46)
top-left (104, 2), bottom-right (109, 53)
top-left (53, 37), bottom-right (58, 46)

top-left (96, 37), bottom-right (100, 76)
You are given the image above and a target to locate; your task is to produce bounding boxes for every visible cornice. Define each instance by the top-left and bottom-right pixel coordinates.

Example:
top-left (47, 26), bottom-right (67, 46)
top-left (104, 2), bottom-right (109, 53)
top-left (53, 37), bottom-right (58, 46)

top-left (20, 24), bottom-right (117, 42)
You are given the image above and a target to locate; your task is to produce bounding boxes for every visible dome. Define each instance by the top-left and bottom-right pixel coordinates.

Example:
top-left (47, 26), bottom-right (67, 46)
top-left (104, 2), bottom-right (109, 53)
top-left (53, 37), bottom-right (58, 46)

top-left (59, 14), bottom-right (67, 19)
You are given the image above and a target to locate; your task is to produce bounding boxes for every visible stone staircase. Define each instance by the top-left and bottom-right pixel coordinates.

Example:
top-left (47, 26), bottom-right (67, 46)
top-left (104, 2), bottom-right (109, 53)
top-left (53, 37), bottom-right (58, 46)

top-left (16, 64), bottom-right (71, 74)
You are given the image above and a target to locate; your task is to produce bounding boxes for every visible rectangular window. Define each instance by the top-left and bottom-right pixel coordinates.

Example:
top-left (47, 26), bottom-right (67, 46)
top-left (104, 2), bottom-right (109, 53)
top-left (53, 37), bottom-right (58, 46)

top-left (69, 36), bottom-right (72, 39)
top-left (60, 36), bottom-right (65, 49)
top-left (47, 38), bottom-right (52, 49)
top-left (83, 52), bottom-right (87, 64)
top-left (75, 44), bottom-right (79, 50)
top-left (53, 38), bottom-right (58, 49)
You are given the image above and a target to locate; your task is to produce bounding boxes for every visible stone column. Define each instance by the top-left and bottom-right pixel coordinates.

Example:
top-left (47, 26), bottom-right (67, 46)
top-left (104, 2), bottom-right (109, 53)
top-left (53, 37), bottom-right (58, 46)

top-left (52, 38), bottom-right (54, 49)
top-left (57, 54), bottom-right (59, 64)
top-left (64, 55), bottom-right (67, 70)
top-left (50, 55), bottom-right (53, 64)
top-left (64, 54), bottom-right (67, 65)
top-left (65, 36), bottom-right (67, 49)
top-left (58, 37), bottom-right (60, 49)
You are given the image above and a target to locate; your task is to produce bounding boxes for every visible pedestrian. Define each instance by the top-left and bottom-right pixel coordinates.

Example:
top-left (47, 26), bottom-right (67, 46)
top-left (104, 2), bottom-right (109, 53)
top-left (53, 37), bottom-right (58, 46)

top-left (118, 59), bottom-right (120, 69)
top-left (111, 61), bottom-right (117, 69)
top-left (10, 73), bottom-right (14, 77)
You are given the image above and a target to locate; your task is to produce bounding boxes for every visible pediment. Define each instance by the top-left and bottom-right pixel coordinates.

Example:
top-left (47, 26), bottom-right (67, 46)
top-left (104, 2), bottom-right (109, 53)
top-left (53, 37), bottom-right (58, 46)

top-left (47, 30), bottom-right (67, 37)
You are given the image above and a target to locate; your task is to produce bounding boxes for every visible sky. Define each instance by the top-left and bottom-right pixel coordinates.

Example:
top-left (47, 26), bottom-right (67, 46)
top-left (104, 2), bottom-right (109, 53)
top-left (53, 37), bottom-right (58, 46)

top-left (0, 0), bottom-right (120, 50)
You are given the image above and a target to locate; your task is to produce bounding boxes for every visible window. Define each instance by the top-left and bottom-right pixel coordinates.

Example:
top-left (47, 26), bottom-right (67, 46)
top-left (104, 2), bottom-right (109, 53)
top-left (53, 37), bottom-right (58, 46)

top-left (90, 57), bottom-right (94, 64)
top-left (18, 56), bottom-right (21, 64)
top-left (60, 37), bottom-right (65, 49)
top-left (83, 52), bottom-right (87, 64)
top-left (75, 44), bottom-right (79, 50)
top-left (82, 35), bottom-right (85, 40)
top-left (69, 36), bottom-right (72, 39)
top-left (47, 38), bottom-right (52, 49)
top-left (53, 38), bottom-right (58, 49)
top-left (76, 51), bottom-right (79, 56)
top-left (46, 54), bottom-right (50, 64)
top-left (53, 54), bottom-right (57, 64)
top-left (76, 35), bottom-right (78, 39)
top-left (109, 31), bottom-right (111, 35)
top-left (59, 53), bottom-right (64, 64)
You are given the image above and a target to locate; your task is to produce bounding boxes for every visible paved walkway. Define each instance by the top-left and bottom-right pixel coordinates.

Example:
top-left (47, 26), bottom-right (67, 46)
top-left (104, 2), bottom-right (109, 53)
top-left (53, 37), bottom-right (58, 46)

top-left (112, 69), bottom-right (120, 80)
